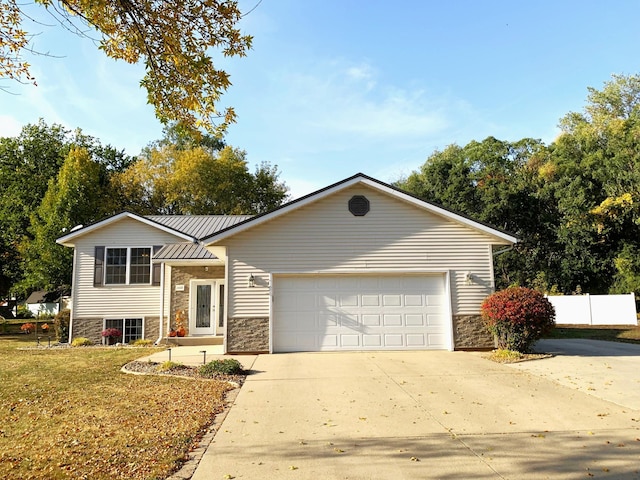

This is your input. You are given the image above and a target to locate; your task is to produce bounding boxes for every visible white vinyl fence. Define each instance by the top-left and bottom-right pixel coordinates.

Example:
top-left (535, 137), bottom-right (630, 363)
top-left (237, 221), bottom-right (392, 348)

top-left (546, 293), bottom-right (638, 326)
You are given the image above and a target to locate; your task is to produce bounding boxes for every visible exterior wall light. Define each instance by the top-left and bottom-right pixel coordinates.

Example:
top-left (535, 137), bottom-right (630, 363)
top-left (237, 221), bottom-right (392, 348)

top-left (248, 274), bottom-right (255, 288)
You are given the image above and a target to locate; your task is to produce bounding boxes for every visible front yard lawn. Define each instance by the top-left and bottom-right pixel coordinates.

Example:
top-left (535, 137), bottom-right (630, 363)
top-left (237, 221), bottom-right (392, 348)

top-left (0, 335), bottom-right (233, 480)
top-left (547, 324), bottom-right (640, 344)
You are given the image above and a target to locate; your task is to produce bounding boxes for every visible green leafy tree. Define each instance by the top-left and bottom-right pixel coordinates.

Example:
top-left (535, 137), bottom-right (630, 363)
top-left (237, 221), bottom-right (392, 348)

top-left (17, 148), bottom-right (111, 294)
top-left (0, 121), bottom-right (132, 297)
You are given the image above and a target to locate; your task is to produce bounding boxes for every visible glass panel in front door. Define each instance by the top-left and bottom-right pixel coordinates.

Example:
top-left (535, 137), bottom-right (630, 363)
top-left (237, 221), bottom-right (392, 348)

top-left (196, 284), bottom-right (212, 328)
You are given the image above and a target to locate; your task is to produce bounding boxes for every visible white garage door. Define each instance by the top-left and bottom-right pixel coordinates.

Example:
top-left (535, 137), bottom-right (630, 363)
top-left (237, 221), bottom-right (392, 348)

top-left (272, 274), bottom-right (449, 352)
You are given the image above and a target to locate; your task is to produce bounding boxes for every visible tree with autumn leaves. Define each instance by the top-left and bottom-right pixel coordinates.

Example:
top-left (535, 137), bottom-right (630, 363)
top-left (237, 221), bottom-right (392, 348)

top-left (1, 0), bottom-right (252, 136)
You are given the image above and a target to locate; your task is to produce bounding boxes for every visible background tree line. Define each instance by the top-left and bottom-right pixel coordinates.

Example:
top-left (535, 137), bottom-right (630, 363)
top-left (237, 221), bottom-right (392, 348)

top-left (0, 122), bottom-right (288, 299)
top-left (397, 74), bottom-right (640, 295)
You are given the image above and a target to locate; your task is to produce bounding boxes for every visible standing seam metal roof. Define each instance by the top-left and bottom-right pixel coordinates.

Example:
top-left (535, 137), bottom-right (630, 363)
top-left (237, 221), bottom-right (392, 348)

top-left (145, 215), bottom-right (252, 239)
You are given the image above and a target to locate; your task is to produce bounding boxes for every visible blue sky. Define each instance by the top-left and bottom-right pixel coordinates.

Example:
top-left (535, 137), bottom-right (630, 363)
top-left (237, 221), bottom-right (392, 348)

top-left (2, 0), bottom-right (639, 198)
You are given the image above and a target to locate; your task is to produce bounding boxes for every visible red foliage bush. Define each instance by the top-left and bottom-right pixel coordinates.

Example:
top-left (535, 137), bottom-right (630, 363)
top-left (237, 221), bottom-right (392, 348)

top-left (481, 287), bottom-right (555, 352)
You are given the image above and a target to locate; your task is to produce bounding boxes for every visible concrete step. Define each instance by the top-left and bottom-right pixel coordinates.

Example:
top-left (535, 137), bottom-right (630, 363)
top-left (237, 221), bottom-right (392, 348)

top-left (163, 336), bottom-right (223, 346)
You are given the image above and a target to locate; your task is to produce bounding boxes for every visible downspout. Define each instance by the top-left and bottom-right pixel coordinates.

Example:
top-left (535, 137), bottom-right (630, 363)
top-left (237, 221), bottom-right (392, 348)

top-left (68, 248), bottom-right (77, 343)
top-left (156, 262), bottom-right (165, 344)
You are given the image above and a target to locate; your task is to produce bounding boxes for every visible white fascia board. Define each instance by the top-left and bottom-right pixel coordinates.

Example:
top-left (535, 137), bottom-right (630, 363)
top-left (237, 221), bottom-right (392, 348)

top-left (204, 174), bottom-right (518, 246)
top-left (56, 212), bottom-right (195, 246)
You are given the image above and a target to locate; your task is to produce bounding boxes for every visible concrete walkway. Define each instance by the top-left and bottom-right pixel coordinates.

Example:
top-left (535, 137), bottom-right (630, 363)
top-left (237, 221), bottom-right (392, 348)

top-left (189, 350), bottom-right (640, 480)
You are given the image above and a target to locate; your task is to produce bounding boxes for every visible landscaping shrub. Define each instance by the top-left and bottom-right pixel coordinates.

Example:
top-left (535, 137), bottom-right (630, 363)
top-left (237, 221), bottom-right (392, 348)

top-left (199, 358), bottom-right (243, 377)
top-left (71, 337), bottom-right (93, 347)
top-left (54, 309), bottom-right (70, 343)
top-left (131, 338), bottom-right (154, 347)
top-left (481, 286), bottom-right (555, 353)
top-left (158, 361), bottom-right (183, 372)
top-left (20, 322), bottom-right (36, 334)
top-left (16, 305), bottom-right (34, 319)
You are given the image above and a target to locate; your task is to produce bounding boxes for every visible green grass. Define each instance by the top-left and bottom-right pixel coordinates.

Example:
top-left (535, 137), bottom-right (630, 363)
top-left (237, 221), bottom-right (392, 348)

top-left (547, 324), bottom-right (640, 344)
top-left (0, 335), bottom-right (233, 479)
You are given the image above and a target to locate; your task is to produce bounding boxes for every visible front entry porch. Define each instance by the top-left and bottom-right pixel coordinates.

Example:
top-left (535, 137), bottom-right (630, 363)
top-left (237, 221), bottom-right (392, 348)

top-left (163, 335), bottom-right (224, 346)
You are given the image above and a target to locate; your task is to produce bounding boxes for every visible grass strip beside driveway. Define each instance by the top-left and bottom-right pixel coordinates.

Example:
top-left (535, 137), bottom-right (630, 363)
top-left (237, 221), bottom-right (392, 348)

top-left (548, 324), bottom-right (640, 344)
top-left (0, 336), bottom-right (233, 480)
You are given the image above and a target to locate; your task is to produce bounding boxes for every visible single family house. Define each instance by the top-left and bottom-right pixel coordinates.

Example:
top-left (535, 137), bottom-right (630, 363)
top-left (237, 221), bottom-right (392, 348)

top-left (57, 173), bottom-right (517, 353)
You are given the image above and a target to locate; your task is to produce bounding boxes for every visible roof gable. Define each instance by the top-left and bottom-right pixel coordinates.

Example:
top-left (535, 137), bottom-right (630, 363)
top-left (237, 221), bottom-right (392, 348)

top-left (56, 212), bottom-right (196, 246)
top-left (202, 173), bottom-right (518, 245)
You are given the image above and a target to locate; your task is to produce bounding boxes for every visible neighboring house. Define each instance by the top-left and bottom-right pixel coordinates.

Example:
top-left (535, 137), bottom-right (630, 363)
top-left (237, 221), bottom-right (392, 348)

top-left (25, 290), bottom-right (64, 317)
top-left (57, 173), bottom-right (517, 353)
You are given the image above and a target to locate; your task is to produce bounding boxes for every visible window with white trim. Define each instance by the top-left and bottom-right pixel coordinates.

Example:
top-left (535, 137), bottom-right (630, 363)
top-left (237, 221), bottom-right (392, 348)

top-left (104, 318), bottom-right (143, 344)
top-left (104, 247), bottom-right (151, 285)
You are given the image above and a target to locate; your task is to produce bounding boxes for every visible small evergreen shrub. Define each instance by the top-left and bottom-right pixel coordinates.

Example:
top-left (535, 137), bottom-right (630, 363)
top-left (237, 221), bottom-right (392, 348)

top-left (71, 337), bottom-right (93, 347)
top-left (131, 339), bottom-right (154, 346)
top-left (54, 309), bottom-right (71, 343)
top-left (199, 358), bottom-right (243, 377)
top-left (481, 286), bottom-right (555, 353)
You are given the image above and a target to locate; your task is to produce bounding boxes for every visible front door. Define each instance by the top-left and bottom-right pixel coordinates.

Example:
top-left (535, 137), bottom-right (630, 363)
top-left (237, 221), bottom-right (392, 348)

top-left (190, 280), bottom-right (216, 335)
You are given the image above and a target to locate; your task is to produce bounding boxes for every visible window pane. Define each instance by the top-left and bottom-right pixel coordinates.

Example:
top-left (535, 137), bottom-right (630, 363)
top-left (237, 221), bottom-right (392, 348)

top-left (129, 248), bottom-right (151, 284)
top-left (124, 318), bottom-right (143, 343)
top-left (105, 318), bottom-right (122, 331)
top-left (105, 248), bottom-right (127, 284)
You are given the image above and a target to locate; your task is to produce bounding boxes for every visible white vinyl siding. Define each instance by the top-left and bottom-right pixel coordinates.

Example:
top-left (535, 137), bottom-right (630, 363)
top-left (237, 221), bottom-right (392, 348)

top-left (72, 218), bottom-right (188, 318)
top-left (223, 185), bottom-right (508, 318)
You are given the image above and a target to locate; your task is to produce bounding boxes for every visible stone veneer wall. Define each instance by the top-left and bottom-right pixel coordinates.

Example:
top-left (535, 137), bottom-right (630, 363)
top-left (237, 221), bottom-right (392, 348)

top-left (72, 316), bottom-right (160, 344)
top-left (170, 265), bottom-right (224, 335)
top-left (227, 317), bottom-right (269, 353)
top-left (452, 315), bottom-right (495, 350)
top-left (71, 317), bottom-right (103, 344)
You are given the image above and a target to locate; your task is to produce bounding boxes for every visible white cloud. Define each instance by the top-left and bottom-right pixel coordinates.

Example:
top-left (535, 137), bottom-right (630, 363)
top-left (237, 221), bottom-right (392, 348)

top-left (0, 115), bottom-right (23, 138)
top-left (265, 59), bottom-right (454, 151)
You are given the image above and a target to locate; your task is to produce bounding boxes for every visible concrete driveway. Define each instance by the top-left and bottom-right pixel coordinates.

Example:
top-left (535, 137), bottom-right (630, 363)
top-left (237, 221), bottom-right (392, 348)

top-left (191, 350), bottom-right (640, 480)
top-left (509, 339), bottom-right (640, 410)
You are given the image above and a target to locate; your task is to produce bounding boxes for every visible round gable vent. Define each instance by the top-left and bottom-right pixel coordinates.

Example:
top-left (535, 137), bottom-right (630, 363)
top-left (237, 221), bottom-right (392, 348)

top-left (348, 195), bottom-right (370, 216)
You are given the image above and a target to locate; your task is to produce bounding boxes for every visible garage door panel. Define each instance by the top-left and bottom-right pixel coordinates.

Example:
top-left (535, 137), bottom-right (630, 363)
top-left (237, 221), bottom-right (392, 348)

top-left (405, 314), bottom-right (424, 326)
top-left (362, 314), bottom-right (381, 326)
top-left (318, 313), bottom-right (338, 327)
top-left (426, 295), bottom-right (444, 306)
top-left (406, 334), bottom-right (426, 346)
top-left (384, 334), bottom-right (403, 346)
top-left (382, 295), bottom-right (402, 306)
top-left (319, 294), bottom-right (337, 307)
top-left (339, 295), bottom-right (359, 307)
top-left (383, 314), bottom-right (402, 326)
top-left (361, 295), bottom-right (380, 306)
top-left (320, 334), bottom-right (338, 347)
top-left (340, 334), bottom-right (360, 347)
top-left (426, 314), bottom-right (445, 326)
top-left (404, 295), bottom-right (424, 306)
top-left (273, 275), bottom-right (449, 352)
top-left (363, 334), bottom-right (382, 346)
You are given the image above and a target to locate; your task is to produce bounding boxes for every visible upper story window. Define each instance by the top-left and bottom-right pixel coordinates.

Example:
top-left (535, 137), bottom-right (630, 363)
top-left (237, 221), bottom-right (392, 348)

top-left (94, 245), bottom-right (161, 287)
top-left (105, 247), bottom-right (151, 285)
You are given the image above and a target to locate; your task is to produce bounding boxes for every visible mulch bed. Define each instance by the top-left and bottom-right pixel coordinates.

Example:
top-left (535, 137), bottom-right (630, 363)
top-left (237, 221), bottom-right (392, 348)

top-left (122, 360), bottom-right (246, 385)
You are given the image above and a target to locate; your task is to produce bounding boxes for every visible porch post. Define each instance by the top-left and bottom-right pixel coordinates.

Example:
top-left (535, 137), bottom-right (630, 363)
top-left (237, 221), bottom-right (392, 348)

top-left (156, 262), bottom-right (165, 344)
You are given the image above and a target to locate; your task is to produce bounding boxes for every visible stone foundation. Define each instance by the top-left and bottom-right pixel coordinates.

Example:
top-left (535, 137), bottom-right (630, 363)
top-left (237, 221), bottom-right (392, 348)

top-left (453, 315), bottom-right (495, 350)
top-left (227, 317), bottom-right (269, 353)
top-left (71, 316), bottom-right (160, 345)
top-left (71, 317), bottom-right (103, 344)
